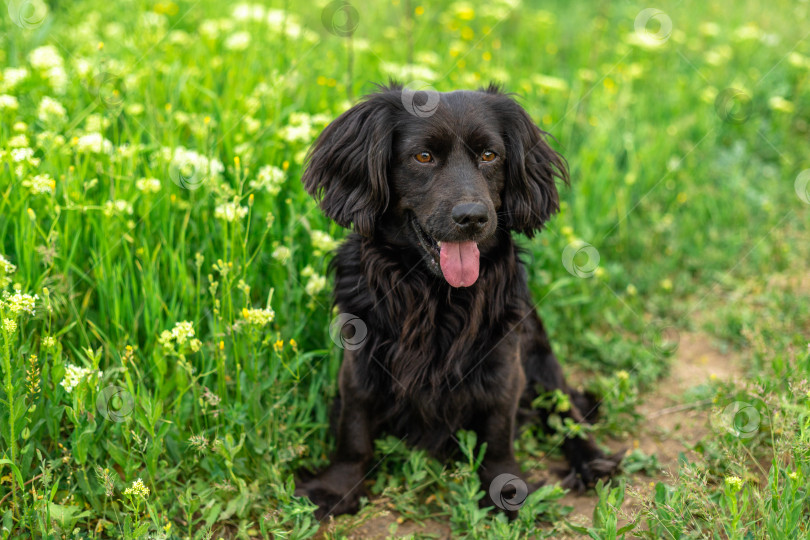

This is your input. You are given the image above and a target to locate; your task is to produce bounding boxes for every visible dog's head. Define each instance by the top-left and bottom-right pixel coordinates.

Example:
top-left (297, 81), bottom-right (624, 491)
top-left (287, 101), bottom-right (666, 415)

top-left (302, 83), bottom-right (568, 288)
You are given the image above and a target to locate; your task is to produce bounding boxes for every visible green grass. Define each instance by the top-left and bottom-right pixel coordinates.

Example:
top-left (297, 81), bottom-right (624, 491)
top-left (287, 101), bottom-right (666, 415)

top-left (1, 0), bottom-right (809, 538)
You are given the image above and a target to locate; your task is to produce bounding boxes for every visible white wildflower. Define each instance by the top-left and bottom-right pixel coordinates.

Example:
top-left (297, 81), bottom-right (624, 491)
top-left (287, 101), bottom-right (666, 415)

top-left (36, 131), bottom-right (66, 149)
top-left (168, 30), bottom-right (192, 45)
top-left (103, 200), bottom-right (134, 217)
top-left (135, 178), bottom-right (161, 194)
top-left (2, 291), bottom-right (38, 316)
top-left (266, 9), bottom-right (287, 28)
top-left (28, 45), bottom-right (63, 72)
top-left (116, 144), bottom-right (141, 160)
top-left (0, 255), bottom-right (14, 289)
top-left (0, 94), bottom-right (19, 111)
top-left (289, 112), bottom-right (312, 125)
top-left (788, 52), bottom-right (810, 69)
top-left (73, 58), bottom-right (93, 77)
top-left (232, 3), bottom-right (266, 21)
top-left (140, 11), bottom-right (167, 31)
top-left (160, 146), bottom-right (224, 186)
top-left (278, 112), bottom-right (313, 143)
top-left (125, 103), bottom-right (145, 116)
top-left (311, 231), bottom-right (337, 254)
top-left (243, 116), bottom-right (260, 135)
top-left (531, 74), bottom-right (569, 92)
top-left (249, 165), bottom-right (285, 195)
top-left (699, 22), bottom-right (720, 36)
top-left (380, 62), bottom-right (438, 83)
top-left (310, 113), bottom-right (332, 126)
top-left (170, 321), bottom-right (195, 345)
top-left (23, 174), bottom-right (56, 195)
top-left (2, 318), bottom-right (16, 334)
top-left (60, 363), bottom-right (102, 394)
top-left (28, 46), bottom-right (67, 93)
top-left (124, 478), bottom-right (150, 499)
top-left (37, 96), bottom-right (67, 124)
top-left (158, 330), bottom-right (173, 346)
top-left (159, 324), bottom-right (199, 353)
top-left (199, 18), bottom-right (235, 40)
top-left (0, 255), bottom-right (16, 275)
top-left (10, 148), bottom-right (35, 162)
top-left (733, 23), bottom-right (761, 42)
top-left (224, 31), bottom-right (251, 51)
top-left (278, 124), bottom-right (312, 143)
top-left (305, 273), bottom-right (327, 296)
top-left (47, 67), bottom-right (67, 93)
top-left (768, 96), bottom-right (795, 113)
top-left (214, 202), bottom-right (248, 222)
top-left (75, 133), bottom-right (113, 154)
top-left (271, 246), bottom-right (291, 264)
top-left (8, 135), bottom-right (29, 148)
top-left (1, 67), bottom-right (28, 91)
top-left (84, 114), bottom-right (110, 133)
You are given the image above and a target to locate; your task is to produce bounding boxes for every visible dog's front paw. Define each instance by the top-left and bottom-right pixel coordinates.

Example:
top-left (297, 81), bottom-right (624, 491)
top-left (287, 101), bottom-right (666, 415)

top-left (294, 462), bottom-right (366, 519)
top-left (560, 448), bottom-right (626, 492)
top-left (294, 479), bottom-right (361, 519)
top-left (479, 463), bottom-right (543, 520)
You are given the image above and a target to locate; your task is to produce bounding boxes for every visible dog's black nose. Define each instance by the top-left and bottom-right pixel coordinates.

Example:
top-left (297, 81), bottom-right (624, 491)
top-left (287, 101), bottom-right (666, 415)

top-left (451, 202), bottom-right (489, 229)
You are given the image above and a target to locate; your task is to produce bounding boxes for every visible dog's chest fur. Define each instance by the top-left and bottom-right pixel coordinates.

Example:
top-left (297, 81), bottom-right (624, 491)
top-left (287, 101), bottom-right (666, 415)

top-left (331, 233), bottom-right (530, 453)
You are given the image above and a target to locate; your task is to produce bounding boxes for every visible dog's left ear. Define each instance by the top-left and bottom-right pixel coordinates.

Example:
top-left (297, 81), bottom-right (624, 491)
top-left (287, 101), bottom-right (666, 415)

top-left (495, 95), bottom-right (569, 237)
top-left (302, 93), bottom-right (394, 237)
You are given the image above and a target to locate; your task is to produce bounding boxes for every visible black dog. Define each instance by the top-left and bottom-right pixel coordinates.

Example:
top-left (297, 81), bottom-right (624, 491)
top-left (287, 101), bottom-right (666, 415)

top-left (296, 83), bottom-right (622, 519)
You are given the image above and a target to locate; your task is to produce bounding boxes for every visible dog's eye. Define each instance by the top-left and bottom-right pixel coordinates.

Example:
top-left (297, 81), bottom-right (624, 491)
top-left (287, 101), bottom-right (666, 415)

top-left (414, 151), bottom-right (433, 163)
top-left (481, 150), bottom-right (497, 162)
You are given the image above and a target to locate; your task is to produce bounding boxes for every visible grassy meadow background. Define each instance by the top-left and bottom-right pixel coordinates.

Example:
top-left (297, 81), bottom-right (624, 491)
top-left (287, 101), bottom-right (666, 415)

top-left (1, 0), bottom-right (809, 537)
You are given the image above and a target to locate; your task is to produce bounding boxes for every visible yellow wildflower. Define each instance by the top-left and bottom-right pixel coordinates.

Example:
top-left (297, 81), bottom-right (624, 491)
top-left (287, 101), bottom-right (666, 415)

top-left (242, 307), bottom-right (275, 327)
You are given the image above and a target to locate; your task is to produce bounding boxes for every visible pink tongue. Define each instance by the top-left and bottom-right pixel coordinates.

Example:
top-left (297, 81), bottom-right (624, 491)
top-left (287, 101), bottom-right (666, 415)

top-left (439, 242), bottom-right (480, 287)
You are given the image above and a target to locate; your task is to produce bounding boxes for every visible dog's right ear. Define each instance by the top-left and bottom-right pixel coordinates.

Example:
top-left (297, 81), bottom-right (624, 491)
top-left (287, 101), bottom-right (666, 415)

top-left (302, 93), bottom-right (394, 237)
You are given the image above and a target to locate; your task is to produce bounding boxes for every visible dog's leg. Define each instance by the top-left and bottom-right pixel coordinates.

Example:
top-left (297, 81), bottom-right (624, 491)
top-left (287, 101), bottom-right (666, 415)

top-left (295, 351), bottom-right (374, 519)
top-left (520, 312), bottom-right (624, 492)
top-left (473, 337), bottom-right (532, 520)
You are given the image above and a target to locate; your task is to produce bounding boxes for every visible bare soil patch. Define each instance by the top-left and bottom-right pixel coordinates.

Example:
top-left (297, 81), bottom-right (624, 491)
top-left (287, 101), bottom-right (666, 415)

top-left (560, 331), bottom-right (746, 534)
top-left (333, 514), bottom-right (452, 540)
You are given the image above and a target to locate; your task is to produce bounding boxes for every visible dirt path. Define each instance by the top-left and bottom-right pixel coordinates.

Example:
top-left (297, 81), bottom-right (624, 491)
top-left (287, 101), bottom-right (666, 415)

top-left (560, 331), bottom-right (745, 534)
